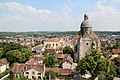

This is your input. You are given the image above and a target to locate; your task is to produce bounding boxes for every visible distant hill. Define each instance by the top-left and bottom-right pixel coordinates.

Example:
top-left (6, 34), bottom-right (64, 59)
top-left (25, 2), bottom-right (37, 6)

top-left (0, 31), bottom-right (120, 37)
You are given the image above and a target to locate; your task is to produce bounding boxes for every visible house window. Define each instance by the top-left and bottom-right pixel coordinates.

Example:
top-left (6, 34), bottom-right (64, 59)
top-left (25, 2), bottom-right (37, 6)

top-left (38, 73), bottom-right (41, 75)
top-left (32, 76), bottom-right (35, 79)
top-left (86, 43), bottom-right (88, 45)
top-left (32, 71), bottom-right (35, 74)
top-left (26, 72), bottom-right (29, 74)
top-left (60, 42), bottom-right (63, 44)
top-left (38, 76), bottom-right (41, 79)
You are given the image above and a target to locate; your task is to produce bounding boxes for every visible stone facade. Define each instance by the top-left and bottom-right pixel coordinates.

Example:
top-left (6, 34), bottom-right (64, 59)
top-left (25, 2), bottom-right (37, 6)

top-left (74, 14), bottom-right (101, 62)
top-left (0, 58), bottom-right (9, 73)
top-left (12, 63), bottom-right (45, 80)
top-left (24, 68), bottom-right (44, 80)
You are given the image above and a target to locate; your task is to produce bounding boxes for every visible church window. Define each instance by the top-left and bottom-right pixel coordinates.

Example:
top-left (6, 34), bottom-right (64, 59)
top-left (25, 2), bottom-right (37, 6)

top-left (86, 43), bottom-right (88, 45)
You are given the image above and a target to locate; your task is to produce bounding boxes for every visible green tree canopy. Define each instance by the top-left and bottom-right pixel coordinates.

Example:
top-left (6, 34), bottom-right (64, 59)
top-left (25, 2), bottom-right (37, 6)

top-left (6, 48), bottom-right (33, 64)
top-left (44, 70), bottom-right (62, 80)
top-left (44, 70), bottom-right (56, 80)
top-left (113, 41), bottom-right (120, 49)
top-left (63, 46), bottom-right (73, 55)
top-left (1, 42), bottom-right (24, 58)
top-left (12, 75), bottom-right (28, 80)
top-left (113, 56), bottom-right (120, 78)
top-left (0, 42), bottom-right (33, 64)
top-left (6, 50), bottom-right (22, 63)
top-left (116, 67), bottom-right (120, 78)
top-left (44, 53), bottom-right (57, 68)
top-left (76, 49), bottom-right (116, 80)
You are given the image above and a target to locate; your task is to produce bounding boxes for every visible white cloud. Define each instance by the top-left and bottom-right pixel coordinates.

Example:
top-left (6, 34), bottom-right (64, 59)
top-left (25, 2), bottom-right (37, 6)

top-left (0, 1), bottom-right (119, 32)
top-left (90, 0), bottom-right (120, 18)
top-left (0, 2), bottom-right (53, 15)
top-left (88, 0), bottom-right (120, 31)
top-left (0, 1), bottom-right (79, 31)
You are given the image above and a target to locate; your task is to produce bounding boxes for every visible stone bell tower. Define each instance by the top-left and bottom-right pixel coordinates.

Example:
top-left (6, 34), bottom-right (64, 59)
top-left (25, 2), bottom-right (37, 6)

top-left (73, 13), bottom-right (101, 62)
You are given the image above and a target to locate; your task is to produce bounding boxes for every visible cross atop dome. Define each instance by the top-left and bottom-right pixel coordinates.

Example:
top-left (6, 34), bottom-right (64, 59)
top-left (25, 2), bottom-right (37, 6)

top-left (84, 13), bottom-right (88, 20)
top-left (80, 13), bottom-right (92, 36)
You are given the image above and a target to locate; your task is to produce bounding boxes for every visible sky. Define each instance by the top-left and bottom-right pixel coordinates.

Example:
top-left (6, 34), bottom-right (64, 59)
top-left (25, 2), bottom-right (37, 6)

top-left (0, 0), bottom-right (120, 32)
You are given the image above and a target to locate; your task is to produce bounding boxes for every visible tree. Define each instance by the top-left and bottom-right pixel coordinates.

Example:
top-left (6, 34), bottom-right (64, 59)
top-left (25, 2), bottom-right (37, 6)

top-left (76, 49), bottom-right (116, 80)
top-left (44, 70), bottom-right (62, 80)
top-left (6, 48), bottom-right (33, 64)
top-left (0, 48), bottom-right (3, 58)
top-left (20, 48), bottom-right (33, 61)
top-left (113, 56), bottom-right (120, 78)
top-left (44, 53), bottom-right (57, 68)
top-left (1, 42), bottom-right (24, 58)
top-left (6, 50), bottom-right (22, 64)
top-left (12, 75), bottom-right (28, 80)
top-left (0, 42), bottom-right (8, 48)
top-left (63, 46), bottom-right (73, 55)
top-left (44, 71), bottom-right (56, 80)
top-left (116, 67), bottom-right (120, 77)
top-left (114, 56), bottom-right (120, 67)
top-left (0, 42), bottom-right (33, 64)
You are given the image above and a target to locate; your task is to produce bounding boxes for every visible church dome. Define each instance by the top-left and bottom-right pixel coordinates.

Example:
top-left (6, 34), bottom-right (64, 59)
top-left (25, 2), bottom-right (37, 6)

top-left (81, 20), bottom-right (92, 27)
top-left (80, 14), bottom-right (92, 27)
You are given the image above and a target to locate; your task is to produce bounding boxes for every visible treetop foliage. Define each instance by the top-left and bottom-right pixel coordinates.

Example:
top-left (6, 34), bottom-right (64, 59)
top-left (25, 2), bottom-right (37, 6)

top-left (77, 49), bottom-right (116, 80)
top-left (0, 42), bottom-right (33, 64)
top-left (63, 46), bottom-right (73, 54)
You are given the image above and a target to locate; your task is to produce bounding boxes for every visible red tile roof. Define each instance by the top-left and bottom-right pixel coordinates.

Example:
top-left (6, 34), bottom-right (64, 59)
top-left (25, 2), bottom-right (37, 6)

top-left (45, 49), bottom-right (56, 53)
top-left (54, 54), bottom-right (67, 59)
top-left (46, 68), bottom-right (74, 74)
top-left (29, 55), bottom-right (45, 60)
top-left (112, 49), bottom-right (120, 54)
top-left (56, 46), bottom-right (63, 51)
top-left (12, 63), bottom-right (25, 74)
top-left (26, 55), bottom-right (45, 65)
top-left (12, 63), bottom-right (44, 74)
top-left (45, 39), bottom-right (59, 42)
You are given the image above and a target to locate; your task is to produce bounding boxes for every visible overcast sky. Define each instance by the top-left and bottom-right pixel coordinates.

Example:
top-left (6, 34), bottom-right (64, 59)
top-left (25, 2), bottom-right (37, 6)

top-left (0, 0), bottom-right (120, 32)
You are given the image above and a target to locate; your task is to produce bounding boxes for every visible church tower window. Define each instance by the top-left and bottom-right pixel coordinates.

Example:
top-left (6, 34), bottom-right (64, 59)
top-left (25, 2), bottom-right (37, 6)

top-left (86, 43), bottom-right (88, 45)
